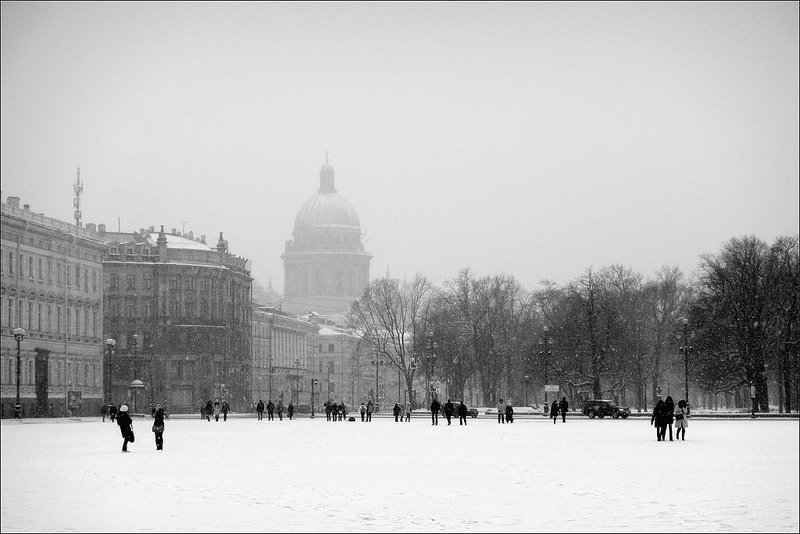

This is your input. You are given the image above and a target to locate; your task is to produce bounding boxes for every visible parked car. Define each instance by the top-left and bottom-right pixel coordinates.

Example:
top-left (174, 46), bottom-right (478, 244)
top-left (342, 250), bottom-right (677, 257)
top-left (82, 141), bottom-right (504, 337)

top-left (582, 399), bottom-right (631, 419)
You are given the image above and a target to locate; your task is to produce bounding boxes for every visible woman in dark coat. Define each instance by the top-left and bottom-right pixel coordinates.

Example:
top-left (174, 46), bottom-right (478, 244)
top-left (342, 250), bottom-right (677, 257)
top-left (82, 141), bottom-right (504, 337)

top-left (117, 404), bottom-right (134, 452)
top-left (551, 400), bottom-right (560, 424)
top-left (651, 398), bottom-right (666, 441)
top-left (664, 396), bottom-right (675, 441)
top-left (505, 402), bottom-right (514, 423)
top-left (152, 402), bottom-right (165, 450)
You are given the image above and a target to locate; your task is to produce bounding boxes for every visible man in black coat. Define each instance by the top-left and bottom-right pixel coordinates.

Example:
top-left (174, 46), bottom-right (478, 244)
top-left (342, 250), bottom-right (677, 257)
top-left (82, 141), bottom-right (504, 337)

top-left (266, 400), bottom-right (275, 421)
top-left (393, 403), bottom-right (401, 422)
top-left (457, 401), bottom-right (468, 425)
top-left (152, 403), bottom-right (165, 450)
top-left (256, 400), bottom-right (264, 421)
top-left (443, 399), bottom-right (455, 425)
top-left (221, 401), bottom-right (229, 421)
top-left (430, 398), bottom-right (441, 425)
top-left (117, 405), bottom-right (134, 452)
top-left (559, 397), bottom-right (569, 423)
top-left (651, 398), bottom-right (666, 441)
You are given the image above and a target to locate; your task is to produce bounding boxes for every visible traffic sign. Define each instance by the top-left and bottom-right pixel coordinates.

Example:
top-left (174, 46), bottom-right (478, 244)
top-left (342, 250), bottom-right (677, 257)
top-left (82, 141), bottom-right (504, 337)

top-left (545, 384), bottom-right (560, 393)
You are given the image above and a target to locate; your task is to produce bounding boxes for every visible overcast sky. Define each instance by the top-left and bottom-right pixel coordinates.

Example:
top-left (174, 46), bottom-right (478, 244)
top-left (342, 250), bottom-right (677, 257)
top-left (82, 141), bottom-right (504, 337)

top-left (2, 2), bottom-right (798, 292)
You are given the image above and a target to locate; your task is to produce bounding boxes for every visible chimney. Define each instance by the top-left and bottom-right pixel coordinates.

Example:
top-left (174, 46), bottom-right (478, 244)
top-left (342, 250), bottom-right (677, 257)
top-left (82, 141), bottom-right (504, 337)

top-left (7, 196), bottom-right (20, 208)
top-left (98, 224), bottom-right (106, 234)
top-left (200, 235), bottom-right (206, 244)
top-left (23, 204), bottom-right (30, 211)
top-left (86, 223), bottom-right (97, 232)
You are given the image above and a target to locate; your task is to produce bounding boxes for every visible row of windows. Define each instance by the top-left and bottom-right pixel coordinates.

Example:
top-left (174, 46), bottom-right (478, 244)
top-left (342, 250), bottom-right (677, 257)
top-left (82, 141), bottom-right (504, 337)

top-left (109, 273), bottom-right (233, 294)
top-left (108, 245), bottom-right (156, 256)
top-left (3, 249), bottom-right (99, 293)
top-left (1, 357), bottom-right (100, 388)
top-left (2, 296), bottom-right (100, 337)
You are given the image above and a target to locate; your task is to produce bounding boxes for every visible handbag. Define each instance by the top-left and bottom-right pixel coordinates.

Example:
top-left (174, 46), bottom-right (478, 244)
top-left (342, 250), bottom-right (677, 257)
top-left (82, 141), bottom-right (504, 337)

top-left (128, 429), bottom-right (135, 442)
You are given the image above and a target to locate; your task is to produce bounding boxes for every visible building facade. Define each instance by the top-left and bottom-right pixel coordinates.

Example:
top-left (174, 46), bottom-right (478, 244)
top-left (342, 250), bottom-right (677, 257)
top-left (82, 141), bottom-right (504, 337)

top-left (282, 157), bottom-right (372, 317)
top-left (251, 306), bottom-right (318, 408)
top-left (95, 224), bottom-right (252, 413)
top-left (1, 196), bottom-right (106, 417)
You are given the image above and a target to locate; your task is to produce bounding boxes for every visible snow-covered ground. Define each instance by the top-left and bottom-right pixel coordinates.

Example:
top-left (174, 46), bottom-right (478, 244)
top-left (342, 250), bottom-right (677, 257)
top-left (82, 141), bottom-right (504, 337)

top-left (2, 415), bottom-right (798, 533)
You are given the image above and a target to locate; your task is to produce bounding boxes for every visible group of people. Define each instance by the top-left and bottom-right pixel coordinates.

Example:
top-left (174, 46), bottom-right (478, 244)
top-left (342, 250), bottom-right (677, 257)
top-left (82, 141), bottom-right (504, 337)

top-left (202, 400), bottom-right (231, 422)
top-left (254, 399), bottom-right (295, 421)
top-left (113, 402), bottom-right (167, 452)
top-left (494, 399), bottom-right (516, 423)
top-left (101, 403), bottom-right (118, 422)
top-left (550, 397), bottom-right (569, 424)
top-left (429, 398), bottom-right (471, 425)
top-left (651, 395), bottom-right (689, 441)
top-left (359, 401), bottom-right (375, 421)
top-left (391, 402), bottom-right (412, 422)
top-left (323, 400), bottom-right (347, 421)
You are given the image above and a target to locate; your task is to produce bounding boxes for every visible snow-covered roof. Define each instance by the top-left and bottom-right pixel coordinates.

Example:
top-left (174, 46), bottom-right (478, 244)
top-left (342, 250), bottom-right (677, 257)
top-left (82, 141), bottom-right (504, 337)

top-left (146, 232), bottom-right (214, 251)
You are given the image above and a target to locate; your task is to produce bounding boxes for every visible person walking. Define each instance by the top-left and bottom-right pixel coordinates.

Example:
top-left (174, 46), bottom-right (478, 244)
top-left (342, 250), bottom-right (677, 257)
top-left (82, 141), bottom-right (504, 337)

top-left (277, 400), bottom-right (284, 421)
top-left (366, 400), bottom-right (374, 422)
top-left (393, 403), bottom-right (401, 422)
top-left (400, 403), bottom-right (407, 422)
top-left (651, 396), bottom-right (666, 441)
top-left (287, 402), bottom-right (295, 420)
top-left (221, 401), bottom-right (229, 422)
top-left (256, 400), bottom-right (264, 421)
top-left (109, 403), bottom-right (117, 423)
top-left (205, 400), bottom-right (213, 422)
top-left (430, 398), bottom-right (441, 426)
top-left (457, 401), bottom-right (468, 425)
top-left (213, 401), bottom-right (221, 422)
top-left (324, 401), bottom-right (331, 421)
top-left (405, 405), bottom-right (412, 422)
top-left (675, 399), bottom-right (689, 441)
top-left (551, 400), bottom-right (560, 424)
top-left (359, 402), bottom-right (367, 422)
top-left (101, 403), bottom-right (108, 422)
top-left (505, 402), bottom-right (514, 423)
top-left (496, 399), bottom-right (506, 424)
top-left (664, 396), bottom-right (676, 441)
top-left (151, 402), bottom-right (165, 451)
top-left (443, 399), bottom-right (454, 425)
top-left (559, 397), bottom-right (569, 423)
top-left (117, 404), bottom-right (134, 452)
top-left (266, 400), bottom-right (275, 421)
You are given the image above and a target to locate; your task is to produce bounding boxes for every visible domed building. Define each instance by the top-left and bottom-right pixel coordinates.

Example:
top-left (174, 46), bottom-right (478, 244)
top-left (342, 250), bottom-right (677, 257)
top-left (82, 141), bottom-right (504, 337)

top-left (281, 157), bottom-right (372, 317)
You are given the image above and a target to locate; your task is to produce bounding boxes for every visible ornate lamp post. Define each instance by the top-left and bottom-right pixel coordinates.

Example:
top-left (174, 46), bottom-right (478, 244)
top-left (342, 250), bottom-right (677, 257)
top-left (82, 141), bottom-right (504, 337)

top-left (539, 326), bottom-right (553, 412)
top-left (105, 338), bottom-right (116, 407)
top-left (295, 358), bottom-right (300, 404)
top-left (311, 378), bottom-right (318, 417)
top-left (425, 332), bottom-right (438, 407)
top-left (371, 355), bottom-right (386, 412)
top-left (523, 374), bottom-right (530, 406)
top-left (12, 328), bottom-right (26, 419)
top-left (677, 318), bottom-right (695, 409)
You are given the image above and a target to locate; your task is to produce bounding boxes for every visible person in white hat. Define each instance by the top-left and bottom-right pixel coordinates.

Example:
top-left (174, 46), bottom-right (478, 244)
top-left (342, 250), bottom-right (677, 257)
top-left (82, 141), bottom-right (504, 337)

top-left (117, 404), bottom-right (134, 452)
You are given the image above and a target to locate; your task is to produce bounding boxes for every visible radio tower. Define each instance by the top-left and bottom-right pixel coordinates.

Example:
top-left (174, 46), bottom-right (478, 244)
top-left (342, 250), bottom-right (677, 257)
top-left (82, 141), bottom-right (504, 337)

top-left (73, 166), bottom-right (83, 227)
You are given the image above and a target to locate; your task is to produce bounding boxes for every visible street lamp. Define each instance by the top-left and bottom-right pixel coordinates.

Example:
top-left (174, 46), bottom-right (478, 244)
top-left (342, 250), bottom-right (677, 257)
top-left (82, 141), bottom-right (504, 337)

top-left (371, 355), bottom-right (386, 412)
top-left (12, 328), bottom-right (26, 419)
top-left (677, 318), bottom-right (695, 409)
top-left (105, 338), bottom-right (116, 407)
top-left (131, 333), bottom-right (139, 380)
top-left (424, 332), bottom-right (438, 407)
top-left (268, 356), bottom-right (273, 400)
top-left (524, 374), bottom-right (530, 406)
top-left (295, 358), bottom-right (300, 404)
top-left (539, 326), bottom-right (553, 411)
top-left (311, 378), bottom-right (318, 417)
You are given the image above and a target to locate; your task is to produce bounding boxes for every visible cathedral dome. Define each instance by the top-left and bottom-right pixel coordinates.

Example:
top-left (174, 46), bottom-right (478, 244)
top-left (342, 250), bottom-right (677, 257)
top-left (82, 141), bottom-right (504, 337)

top-left (293, 156), bottom-right (361, 230)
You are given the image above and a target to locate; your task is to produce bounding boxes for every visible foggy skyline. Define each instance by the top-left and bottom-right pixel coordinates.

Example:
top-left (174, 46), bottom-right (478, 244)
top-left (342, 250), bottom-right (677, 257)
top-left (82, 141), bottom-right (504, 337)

top-left (2, 2), bottom-right (798, 292)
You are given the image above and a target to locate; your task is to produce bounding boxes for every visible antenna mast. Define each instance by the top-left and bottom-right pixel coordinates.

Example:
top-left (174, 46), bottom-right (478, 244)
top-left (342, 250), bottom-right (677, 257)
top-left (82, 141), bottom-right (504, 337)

top-left (73, 166), bottom-right (83, 227)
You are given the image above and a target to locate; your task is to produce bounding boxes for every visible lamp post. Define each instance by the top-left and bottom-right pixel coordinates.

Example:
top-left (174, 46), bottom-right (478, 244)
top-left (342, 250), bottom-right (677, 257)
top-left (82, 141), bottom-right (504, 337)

top-left (524, 374), bottom-right (530, 406)
top-left (539, 326), bottom-right (553, 411)
top-left (268, 355), bottom-right (273, 401)
top-left (12, 328), bottom-right (26, 419)
top-left (425, 332), bottom-right (438, 407)
top-left (371, 355), bottom-right (385, 412)
top-left (295, 358), bottom-right (300, 404)
top-left (105, 338), bottom-right (116, 407)
top-left (677, 318), bottom-right (695, 409)
top-left (311, 378), bottom-right (318, 417)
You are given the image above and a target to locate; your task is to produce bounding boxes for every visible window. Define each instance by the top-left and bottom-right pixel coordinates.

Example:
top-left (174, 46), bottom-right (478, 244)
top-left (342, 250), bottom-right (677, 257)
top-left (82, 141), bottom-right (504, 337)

top-left (67, 265), bottom-right (72, 286)
top-left (126, 303), bottom-right (135, 318)
top-left (48, 305), bottom-right (53, 332)
top-left (143, 300), bottom-right (152, 318)
top-left (8, 298), bottom-right (14, 328)
top-left (186, 277), bottom-right (194, 291)
top-left (38, 258), bottom-right (43, 280)
top-left (185, 298), bottom-right (194, 318)
top-left (48, 261), bottom-right (52, 282)
top-left (84, 309), bottom-right (89, 336)
top-left (93, 310), bottom-right (97, 337)
top-left (200, 278), bottom-right (207, 291)
top-left (169, 277), bottom-right (178, 290)
top-left (142, 247), bottom-right (150, 256)
top-left (84, 270), bottom-right (88, 290)
top-left (111, 275), bottom-right (119, 290)
top-left (110, 245), bottom-right (118, 255)
top-left (8, 251), bottom-right (13, 274)
top-left (18, 254), bottom-right (23, 275)
top-left (126, 246), bottom-right (134, 256)
top-left (57, 263), bottom-right (62, 284)
top-left (29, 257), bottom-right (34, 278)
top-left (328, 344), bottom-right (335, 353)
top-left (200, 299), bottom-right (208, 318)
top-left (75, 265), bottom-right (80, 288)
top-left (127, 274), bottom-right (136, 290)
top-left (57, 306), bottom-right (62, 332)
top-left (170, 300), bottom-right (178, 318)
top-left (28, 360), bottom-right (34, 385)
top-left (26, 302), bottom-right (32, 330)
top-left (37, 304), bottom-right (42, 331)
top-left (92, 270), bottom-right (97, 292)
top-left (143, 276), bottom-right (151, 289)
